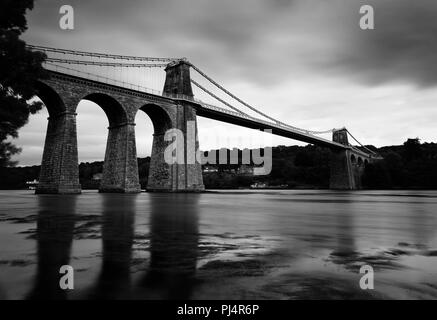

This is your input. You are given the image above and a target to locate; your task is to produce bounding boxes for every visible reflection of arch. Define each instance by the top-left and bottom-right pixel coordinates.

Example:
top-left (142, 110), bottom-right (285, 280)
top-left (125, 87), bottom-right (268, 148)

top-left (136, 104), bottom-right (173, 191)
top-left (89, 194), bottom-right (136, 299)
top-left (27, 196), bottom-right (76, 300)
top-left (330, 196), bottom-right (358, 272)
top-left (138, 104), bottom-right (172, 134)
top-left (140, 194), bottom-right (199, 299)
top-left (82, 93), bottom-right (127, 126)
top-left (350, 154), bottom-right (356, 164)
top-left (35, 81), bottom-right (66, 117)
top-left (357, 157), bottom-right (363, 166)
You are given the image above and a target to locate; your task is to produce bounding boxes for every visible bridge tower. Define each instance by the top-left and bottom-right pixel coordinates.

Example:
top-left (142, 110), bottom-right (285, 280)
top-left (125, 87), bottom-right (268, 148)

top-left (329, 128), bottom-right (366, 190)
top-left (163, 59), bottom-right (193, 97)
top-left (146, 60), bottom-right (204, 192)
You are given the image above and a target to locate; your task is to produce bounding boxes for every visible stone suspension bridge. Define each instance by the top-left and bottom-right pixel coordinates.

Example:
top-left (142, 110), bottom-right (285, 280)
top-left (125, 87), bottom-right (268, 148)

top-left (26, 45), bottom-right (381, 194)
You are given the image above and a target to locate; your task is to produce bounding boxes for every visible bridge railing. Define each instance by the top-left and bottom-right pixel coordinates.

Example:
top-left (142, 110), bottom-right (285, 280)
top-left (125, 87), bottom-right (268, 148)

top-left (163, 93), bottom-right (259, 119)
top-left (44, 63), bottom-right (162, 96)
top-left (162, 93), bottom-right (339, 142)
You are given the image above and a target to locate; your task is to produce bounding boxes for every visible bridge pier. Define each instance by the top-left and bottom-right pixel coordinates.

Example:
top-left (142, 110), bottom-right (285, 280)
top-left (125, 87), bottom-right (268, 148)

top-left (147, 132), bottom-right (171, 191)
top-left (147, 105), bottom-right (204, 192)
top-left (171, 105), bottom-right (204, 191)
top-left (329, 129), bottom-right (367, 190)
top-left (99, 123), bottom-right (141, 193)
top-left (330, 149), bottom-right (357, 190)
top-left (36, 111), bottom-right (81, 194)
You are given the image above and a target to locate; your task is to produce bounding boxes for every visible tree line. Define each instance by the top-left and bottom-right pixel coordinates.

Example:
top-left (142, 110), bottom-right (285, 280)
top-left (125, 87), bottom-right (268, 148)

top-left (2, 139), bottom-right (436, 190)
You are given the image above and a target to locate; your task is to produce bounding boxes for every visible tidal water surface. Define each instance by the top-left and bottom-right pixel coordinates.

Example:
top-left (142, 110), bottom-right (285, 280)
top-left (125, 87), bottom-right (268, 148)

top-left (0, 189), bottom-right (437, 299)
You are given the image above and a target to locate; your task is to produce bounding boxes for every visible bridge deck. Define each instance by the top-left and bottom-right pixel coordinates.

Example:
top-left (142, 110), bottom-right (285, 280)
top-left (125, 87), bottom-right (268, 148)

top-left (190, 101), bottom-right (347, 150)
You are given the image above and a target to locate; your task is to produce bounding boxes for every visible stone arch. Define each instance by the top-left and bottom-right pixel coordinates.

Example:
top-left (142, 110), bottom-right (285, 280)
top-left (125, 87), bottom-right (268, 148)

top-left (350, 154), bottom-right (356, 164)
top-left (357, 157), bottom-right (363, 166)
top-left (364, 159), bottom-right (369, 166)
top-left (75, 92), bottom-right (139, 193)
top-left (34, 81), bottom-right (66, 117)
top-left (81, 92), bottom-right (128, 127)
top-left (135, 102), bottom-right (204, 192)
top-left (138, 103), bottom-right (173, 134)
top-left (135, 103), bottom-right (174, 191)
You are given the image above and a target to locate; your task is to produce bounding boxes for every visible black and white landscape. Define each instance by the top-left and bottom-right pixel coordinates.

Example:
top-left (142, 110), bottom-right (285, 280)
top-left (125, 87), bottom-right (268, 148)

top-left (0, 0), bottom-right (437, 303)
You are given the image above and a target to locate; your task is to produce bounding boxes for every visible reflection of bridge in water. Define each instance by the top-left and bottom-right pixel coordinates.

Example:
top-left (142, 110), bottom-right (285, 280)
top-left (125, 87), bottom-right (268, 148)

top-left (28, 45), bottom-right (381, 193)
top-left (28, 194), bottom-right (199, 300)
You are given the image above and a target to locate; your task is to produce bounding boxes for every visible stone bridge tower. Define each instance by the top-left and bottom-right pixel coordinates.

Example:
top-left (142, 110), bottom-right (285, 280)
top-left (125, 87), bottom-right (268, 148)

top-left (329, 128), bottom-right (372, 190)
top-left (147, 60), bottom-right (204, 192)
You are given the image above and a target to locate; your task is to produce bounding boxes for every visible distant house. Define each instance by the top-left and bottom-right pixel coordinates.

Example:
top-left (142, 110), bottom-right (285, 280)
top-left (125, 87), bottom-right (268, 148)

top-left (238, 165), bottom-right (254, 176)
top-left (250, 182), bottom-right (267, 189)
top-left (25, 179), bottom-right (39, 190)
top-left (92, 173), bottom-right (103, 180)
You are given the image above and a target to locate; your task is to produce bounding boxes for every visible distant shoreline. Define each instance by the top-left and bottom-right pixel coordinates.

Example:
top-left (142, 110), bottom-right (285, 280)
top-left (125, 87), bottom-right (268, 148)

top-left (2, 141), bottom-right (437, 190)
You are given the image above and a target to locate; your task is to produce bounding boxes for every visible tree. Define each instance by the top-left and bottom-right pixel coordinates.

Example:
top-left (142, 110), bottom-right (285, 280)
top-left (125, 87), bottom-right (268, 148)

top-left (403, 138), bottom-right (422, 161)
top-left (294, 150), bottom-right (314, 167)
top-left (384, 151), bottom-right (405, 187)
top-left (0, 0), bottom-right (46, 166)
top-left (362, 161), bottom-right (391, 189)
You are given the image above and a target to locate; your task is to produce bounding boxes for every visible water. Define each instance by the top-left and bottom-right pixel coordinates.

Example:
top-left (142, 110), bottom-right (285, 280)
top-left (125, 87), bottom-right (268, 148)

top-left (0, 189), bottom-right (436, 300)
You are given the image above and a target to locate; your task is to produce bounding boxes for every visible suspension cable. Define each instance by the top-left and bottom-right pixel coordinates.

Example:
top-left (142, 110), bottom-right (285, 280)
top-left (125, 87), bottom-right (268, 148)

top-left (191, 79), bottom-right (252, 117)
top-left (346, 129), bottom-right (378, 155)
top-left (190, 64), bottom-right (337, 135)
top-left (45, 57), bottom-right (168, 68)
top-left (27, 44), bottom-right (179, 62)
top-left (190, 64), bottom-right (286, 124)
top-left (308, 128), bottom-right (337, 135)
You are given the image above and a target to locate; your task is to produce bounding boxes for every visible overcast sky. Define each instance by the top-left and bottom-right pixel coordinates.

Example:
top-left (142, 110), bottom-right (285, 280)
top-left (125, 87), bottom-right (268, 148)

top-left (12, 0), bottom-right (437, 165)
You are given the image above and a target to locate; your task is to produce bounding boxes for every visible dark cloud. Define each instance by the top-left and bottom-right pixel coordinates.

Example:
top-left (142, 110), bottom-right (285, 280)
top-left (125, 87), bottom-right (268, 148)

top-left (23, 0), bottom-right (437, 88)
top-left (319, 0), bottom-right (437, 87)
